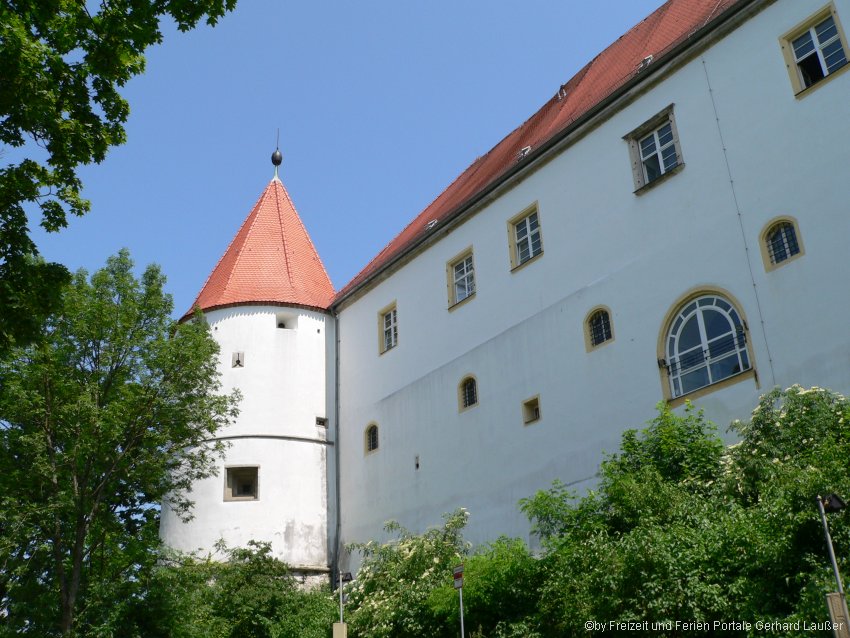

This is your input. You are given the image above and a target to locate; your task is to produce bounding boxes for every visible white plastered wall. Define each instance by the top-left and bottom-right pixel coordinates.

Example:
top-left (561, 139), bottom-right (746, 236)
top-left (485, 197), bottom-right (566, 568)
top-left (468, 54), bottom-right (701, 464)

top-left (160, 305), bottom-right (332, 570)
top-left (335, 0), bottom-right (850, 569)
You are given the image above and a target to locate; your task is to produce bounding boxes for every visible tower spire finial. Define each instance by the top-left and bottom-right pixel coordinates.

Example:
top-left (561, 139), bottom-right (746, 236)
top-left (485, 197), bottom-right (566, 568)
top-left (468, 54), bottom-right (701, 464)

top-left (271, 128), bottom-right (282, 179)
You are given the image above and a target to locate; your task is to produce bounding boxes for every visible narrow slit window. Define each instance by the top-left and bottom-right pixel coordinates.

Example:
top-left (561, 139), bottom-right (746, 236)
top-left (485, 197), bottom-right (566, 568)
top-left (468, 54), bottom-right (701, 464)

top-left (460, 377), bottom-right (478, 410)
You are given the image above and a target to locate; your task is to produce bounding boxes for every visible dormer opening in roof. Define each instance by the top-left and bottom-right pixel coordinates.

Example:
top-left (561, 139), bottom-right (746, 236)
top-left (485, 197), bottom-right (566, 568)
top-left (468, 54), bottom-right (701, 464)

top-left (637, 54), bottom-right (654, 72)
top-left (516, 146), bottom-right (532, 162)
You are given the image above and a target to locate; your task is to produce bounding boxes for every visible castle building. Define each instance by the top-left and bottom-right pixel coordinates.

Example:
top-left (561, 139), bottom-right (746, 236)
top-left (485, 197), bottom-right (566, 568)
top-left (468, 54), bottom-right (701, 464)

top-left (160, 0), bottom-right (850, 580)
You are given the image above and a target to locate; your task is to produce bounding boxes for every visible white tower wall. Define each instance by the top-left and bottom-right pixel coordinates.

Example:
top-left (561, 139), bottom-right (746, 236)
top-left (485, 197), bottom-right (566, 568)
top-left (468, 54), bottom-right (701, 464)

top-left (160, 305), bottom-right (332, 576)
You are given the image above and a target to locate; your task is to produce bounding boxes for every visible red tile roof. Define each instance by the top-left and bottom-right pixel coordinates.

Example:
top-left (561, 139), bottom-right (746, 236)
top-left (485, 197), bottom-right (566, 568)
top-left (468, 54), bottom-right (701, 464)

top-left (186, 177), bottom-right (335, 319)
top-left (335, 0), bottom-right (745, 303)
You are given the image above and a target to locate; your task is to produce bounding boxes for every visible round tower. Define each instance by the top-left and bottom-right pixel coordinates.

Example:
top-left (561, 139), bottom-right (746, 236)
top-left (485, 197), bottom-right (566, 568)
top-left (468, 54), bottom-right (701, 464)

top-left (160, 151), bottom-right (335, 585)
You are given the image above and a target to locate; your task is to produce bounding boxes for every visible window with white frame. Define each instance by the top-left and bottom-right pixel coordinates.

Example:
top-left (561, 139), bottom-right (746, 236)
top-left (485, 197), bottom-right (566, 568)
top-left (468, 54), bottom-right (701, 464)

top-left (625, 106), bottom-right (683, 191)
top-left (663, 295), bottom-right (751, 398)
top-left (510, 207), bottom-right (543, 268)
top-left (449, 251), bottom-right (475, 306)
top-left (379, 304), bottom-right (398, 353)
top-left (782, 6), bottom-right (848, 93)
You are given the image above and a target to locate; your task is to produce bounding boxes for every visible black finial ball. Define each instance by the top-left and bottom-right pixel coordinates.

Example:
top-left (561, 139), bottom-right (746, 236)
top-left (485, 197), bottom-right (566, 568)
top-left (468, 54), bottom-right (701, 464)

top-left (271, 149), bottom-right (283, 166)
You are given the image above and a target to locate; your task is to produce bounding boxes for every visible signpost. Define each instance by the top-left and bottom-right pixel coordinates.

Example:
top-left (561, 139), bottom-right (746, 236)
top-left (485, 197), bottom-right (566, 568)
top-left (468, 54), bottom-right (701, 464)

top-left (333, 571), bottom-right (353, 638)
top-left (818, 495), bottom-right (850, 638)
top-left (454, 564), bottom-right (465, 638)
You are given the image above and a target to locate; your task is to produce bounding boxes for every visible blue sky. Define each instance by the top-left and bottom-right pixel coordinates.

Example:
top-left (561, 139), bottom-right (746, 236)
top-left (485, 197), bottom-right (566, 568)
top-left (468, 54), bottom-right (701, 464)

top-left (32, 0), bottom-right (666, 316)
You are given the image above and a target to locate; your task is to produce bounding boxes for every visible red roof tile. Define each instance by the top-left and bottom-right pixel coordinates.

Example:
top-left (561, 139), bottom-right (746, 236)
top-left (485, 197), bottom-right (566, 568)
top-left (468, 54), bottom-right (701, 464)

top-left (186, 177), bottom-right (334, 318)
top-left (335, 0), bottom-right (744, 303)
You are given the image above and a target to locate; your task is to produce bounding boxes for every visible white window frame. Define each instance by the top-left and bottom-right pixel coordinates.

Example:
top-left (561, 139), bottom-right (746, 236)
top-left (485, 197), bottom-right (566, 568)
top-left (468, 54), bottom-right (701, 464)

top-left (781, 4), bottom-right (849, 94)
top-left (378, 303), bottom-right (398, 353)
top-left (447, 248), bottom-right (476, 308)
top-left (508, 204), bottom-right (543, 270)
top-left (664, 295), bottom-right (751, 399)
top-left (624, 105), bottom-right (683, 192)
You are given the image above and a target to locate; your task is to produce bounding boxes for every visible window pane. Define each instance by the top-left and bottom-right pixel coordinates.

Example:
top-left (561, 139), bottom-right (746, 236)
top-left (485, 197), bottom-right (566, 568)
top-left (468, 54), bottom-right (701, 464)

top-left (823, 40), bottom-right (847, 72)
top-left (640, 134), bottom-right (656, 158)
top-left (815, 17), bottom-right (838, 43)
top-left (661, 144), bottom-right (678, 171)
top-left (530, 234), bottom-right (542, 257)
top-left (515, 222), bottom-right (528, 241)
top-left (518, 241), bottom-right (530, 263)
top-left (709, 355), bottom-right (742, 382)
top-left (677, 346), bottom-right (705, 373)
top-left (678, 316), bottom-right (701, 350)
top-left (793, 31), bottom-right (816, 59)
top-left (528, 213), bottom-right (539, 230)
top-left (708, 333), bottom-right (737, 359)
top-left (681, 367), bottom-right (710, 394)
top-left (657, 123), bottom-right (673, 146)
top-left (643, 155), bottom-right (662, 182)
top-left (703, 309), bottom-right (731, 340)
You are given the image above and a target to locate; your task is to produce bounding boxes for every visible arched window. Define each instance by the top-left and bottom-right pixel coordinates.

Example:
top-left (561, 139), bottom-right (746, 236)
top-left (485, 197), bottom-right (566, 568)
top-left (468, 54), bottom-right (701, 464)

top-left (664, 294), bottom-right (750, 398)
top-left (760, 217), bottom-right (804, 271)
top-left (588, 309), bottom-right (613, 347)
top-left (765, 221), bottom-right (800, 265)
top-left (365, 424), bottom-right (379, 453)
top-left (459, 376), bottom-right (478, 410)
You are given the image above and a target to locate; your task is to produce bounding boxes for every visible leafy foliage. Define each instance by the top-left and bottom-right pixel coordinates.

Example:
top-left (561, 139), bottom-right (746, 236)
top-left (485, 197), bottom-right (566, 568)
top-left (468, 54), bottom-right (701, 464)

top-left (344, 509), bottom-right (470, 638)
top-left (428, 537), bottom-right (544, 638)
top-left (0, 250), bottom-right (239, 635)
top-left (129, 542), bottom-right (337, 638)
top-left (521, 390), bottom-right (850, 636)
top-left (0, 0), bottom-right (237, 353)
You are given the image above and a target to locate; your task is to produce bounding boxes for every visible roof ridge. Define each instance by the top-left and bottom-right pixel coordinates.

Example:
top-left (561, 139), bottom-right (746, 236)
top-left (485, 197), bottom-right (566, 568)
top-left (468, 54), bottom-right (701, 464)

top-left (276, 178), bottom-right (336, 291)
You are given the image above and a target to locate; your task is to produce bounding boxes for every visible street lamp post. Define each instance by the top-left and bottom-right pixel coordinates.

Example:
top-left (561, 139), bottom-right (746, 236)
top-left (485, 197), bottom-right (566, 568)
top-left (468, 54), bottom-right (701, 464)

top-left (817, 494), bottom-right (850, 637)
top-left (334, 571), bottom-right (353, 638)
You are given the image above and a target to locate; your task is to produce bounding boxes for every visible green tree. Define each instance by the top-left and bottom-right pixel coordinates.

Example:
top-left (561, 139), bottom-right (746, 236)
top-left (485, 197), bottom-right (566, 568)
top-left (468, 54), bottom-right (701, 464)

top-left (520, 391), bottom-right (850, 637)
top-left (0, 250), bottom-right (239, 636)
top-left (345, 509), bottom-right (470, 638)
top-left (0, 0), bottom-right (237, 353)
top-left (428, 537), bottom-right (544, 638)
top-left (133, 542), bottom-right (337, 638)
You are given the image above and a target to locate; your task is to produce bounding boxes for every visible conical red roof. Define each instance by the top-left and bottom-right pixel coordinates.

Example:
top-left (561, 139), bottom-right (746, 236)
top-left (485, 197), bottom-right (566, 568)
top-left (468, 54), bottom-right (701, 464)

top-left (186, 177), bottom-right (334, 318)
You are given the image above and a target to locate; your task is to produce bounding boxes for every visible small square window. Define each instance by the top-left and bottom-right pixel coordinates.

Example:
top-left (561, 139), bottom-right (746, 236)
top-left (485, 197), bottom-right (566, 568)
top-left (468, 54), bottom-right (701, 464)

top-left (231, 352), bottom-right (245, 368)
top-left (625, 106), bottom-right (683, 192)
top-left (508, 205), bottom-right (543, 270)
top-left (781, 5), bottom-right (848, 94)
top-left (224, 466), bottom-right (258, 501)
top-left (447, 248), bottom-right (476, 308)
top-left (522, 396), bottom-right (541, 425)
top-left (378, 303), bottom-right (398, 353)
